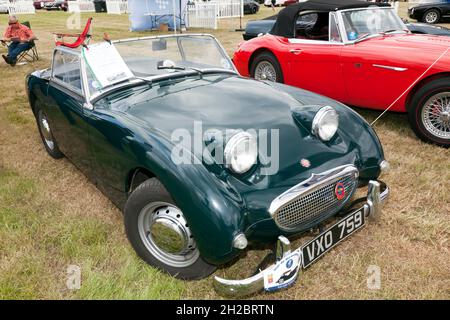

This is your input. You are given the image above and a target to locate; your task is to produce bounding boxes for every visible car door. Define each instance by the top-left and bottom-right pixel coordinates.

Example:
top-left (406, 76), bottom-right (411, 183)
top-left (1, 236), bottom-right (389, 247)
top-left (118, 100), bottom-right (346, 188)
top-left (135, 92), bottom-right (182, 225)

top-left (46, 49), bottom-right (92, 176)
top-left (340, 41), bottom-right (415, 110)
top-left (338, 8), bottom-right (419, 110)
top-left (285, 12), bottom-right (347, 102)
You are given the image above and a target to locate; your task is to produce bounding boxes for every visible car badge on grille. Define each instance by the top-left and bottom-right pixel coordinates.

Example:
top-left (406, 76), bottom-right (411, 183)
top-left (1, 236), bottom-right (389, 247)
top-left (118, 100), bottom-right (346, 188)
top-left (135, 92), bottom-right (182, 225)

top-left (335, 182), bottom-right (346, 200)
top-left (300, 158), bottom-right (311, 168)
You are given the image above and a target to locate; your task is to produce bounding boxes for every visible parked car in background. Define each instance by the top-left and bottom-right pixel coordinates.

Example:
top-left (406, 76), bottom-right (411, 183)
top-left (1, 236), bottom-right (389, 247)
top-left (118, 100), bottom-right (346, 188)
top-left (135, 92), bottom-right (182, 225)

top-left (26, 34), bottom-right (389, 297)
top-left (0, 0), bottom-right (9, 13)
top-left (43, 0), bottom-right (68, 11)
top-left (264, 0), bottom-right (288, 6)
top-left (33, 0), bottom-right (54, 9)
top-left (406, 20), bottom-right (450, 35)
top-left (244, 0), bottom-right (260, 14)
top-left (234, 0), bottom-right (450, 147)
top-left (284, 0), bottom-right (299, 5)
top-left (408, 1), bottom-right (450, 24)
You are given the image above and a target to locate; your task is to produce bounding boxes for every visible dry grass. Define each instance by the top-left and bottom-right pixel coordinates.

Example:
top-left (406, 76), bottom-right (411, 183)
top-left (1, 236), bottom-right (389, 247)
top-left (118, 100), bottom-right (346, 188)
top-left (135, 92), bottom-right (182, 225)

top-left (0, 5), bottom-right (449, 300)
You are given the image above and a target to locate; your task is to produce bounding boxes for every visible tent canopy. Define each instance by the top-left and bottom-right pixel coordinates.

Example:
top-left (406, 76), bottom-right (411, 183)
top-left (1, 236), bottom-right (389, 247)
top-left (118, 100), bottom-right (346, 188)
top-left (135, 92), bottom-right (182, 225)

top-left (128, 0), bottom-right (189, 32)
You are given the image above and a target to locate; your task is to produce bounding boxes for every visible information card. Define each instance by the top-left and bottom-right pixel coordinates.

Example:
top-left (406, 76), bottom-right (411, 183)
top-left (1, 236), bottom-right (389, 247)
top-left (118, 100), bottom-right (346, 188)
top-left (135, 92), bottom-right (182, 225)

top-left (82, 42), bottom-right (134, 88)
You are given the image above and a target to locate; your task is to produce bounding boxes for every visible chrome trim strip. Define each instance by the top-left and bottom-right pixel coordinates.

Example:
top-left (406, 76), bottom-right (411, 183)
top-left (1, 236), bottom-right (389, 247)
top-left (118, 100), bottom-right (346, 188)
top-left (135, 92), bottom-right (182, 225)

top-left (288, 38), bottom-right (344, 46)
top-left (373, 64), bottom-right (408, 72)
top-left (268, 165), bottom-right (359, 216)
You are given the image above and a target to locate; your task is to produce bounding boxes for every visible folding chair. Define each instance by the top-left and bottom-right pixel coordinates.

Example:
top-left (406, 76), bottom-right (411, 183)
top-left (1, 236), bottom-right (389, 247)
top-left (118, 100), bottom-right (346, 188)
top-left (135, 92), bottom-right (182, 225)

top-left (54, 18), bottom-right (93, 49)
top-left (15, 21), bottom-right (39, 64)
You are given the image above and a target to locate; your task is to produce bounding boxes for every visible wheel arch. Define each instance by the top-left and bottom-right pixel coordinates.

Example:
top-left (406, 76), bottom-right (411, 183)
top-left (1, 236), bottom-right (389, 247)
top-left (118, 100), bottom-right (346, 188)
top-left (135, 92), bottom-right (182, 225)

top-left (424, 7), bottom-right (443, 14)
top-left (248, 47), bottom-right (278, 75)
top-left (405, 72), bottom-right (450, 111)
top-left (28, 91), bottom-right (38, 115)
top-left (121, 144), bottom-right (245, 265)
top-left (126, 167), bottom-right (156, 195)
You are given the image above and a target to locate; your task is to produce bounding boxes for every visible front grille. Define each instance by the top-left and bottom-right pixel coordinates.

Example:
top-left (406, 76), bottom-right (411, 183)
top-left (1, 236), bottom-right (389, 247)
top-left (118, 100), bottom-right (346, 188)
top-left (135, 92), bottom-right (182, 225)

top-left (273, 172), bottom-right (357, 231)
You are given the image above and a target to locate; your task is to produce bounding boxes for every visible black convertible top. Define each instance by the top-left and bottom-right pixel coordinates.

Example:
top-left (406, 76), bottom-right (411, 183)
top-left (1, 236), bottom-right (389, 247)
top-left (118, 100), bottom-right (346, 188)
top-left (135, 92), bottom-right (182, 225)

top-left (270, 0), bottom-right (391, 38)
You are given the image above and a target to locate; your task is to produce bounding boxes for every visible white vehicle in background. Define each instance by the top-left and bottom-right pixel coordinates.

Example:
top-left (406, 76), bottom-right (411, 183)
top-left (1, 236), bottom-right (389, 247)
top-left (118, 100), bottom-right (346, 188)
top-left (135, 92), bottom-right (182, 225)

top-left (0, 0), bottom-right (9, 13)
top-left (264, 0), bottom-right (288, 6)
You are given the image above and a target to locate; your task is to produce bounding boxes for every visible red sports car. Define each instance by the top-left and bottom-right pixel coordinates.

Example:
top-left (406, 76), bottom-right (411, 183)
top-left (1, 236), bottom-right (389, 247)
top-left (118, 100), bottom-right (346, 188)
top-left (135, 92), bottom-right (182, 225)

top-left (233, 0), bottom-right (450, 147)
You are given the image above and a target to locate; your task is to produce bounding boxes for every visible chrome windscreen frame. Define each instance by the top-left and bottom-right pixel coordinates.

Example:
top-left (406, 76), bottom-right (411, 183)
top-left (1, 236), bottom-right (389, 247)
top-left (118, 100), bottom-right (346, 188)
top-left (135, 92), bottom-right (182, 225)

top-left (49, 34), bottom-right (238, 108)
top-left (336, 6), bottom-right (408, 44)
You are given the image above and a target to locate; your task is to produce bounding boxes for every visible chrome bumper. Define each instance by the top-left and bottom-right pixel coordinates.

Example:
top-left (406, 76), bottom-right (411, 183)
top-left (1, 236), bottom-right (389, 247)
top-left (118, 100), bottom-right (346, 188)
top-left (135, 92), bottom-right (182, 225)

top-left (213, 180), bottom-right (389, 298)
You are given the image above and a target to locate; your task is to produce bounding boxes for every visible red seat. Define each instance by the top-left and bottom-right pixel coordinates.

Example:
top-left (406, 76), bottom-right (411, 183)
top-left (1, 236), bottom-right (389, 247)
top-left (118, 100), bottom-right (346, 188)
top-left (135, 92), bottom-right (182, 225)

top-left (54, 18), bottom-right (93, 49)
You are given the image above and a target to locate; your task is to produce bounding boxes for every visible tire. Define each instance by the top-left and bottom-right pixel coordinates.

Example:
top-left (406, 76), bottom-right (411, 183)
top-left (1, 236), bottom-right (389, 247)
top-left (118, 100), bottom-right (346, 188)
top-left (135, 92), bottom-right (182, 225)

top-left (34, 103), bottom-right (64, 159)
top-left (422, 9), bottom-right (440, 24)
top-left (250, 51), bottom-right (284, 83)
top-left (408, 77), bottom-right (450, 147)
top-left (252, 6), bottom-right (257, 14)
top-left (124, 178), bottom-right (217, 280)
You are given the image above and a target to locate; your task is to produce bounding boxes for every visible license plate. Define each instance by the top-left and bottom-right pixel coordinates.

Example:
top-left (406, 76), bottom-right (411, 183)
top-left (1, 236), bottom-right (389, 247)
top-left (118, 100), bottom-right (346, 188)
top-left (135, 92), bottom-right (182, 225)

top-left (302, 207), bottom-right (366, 268)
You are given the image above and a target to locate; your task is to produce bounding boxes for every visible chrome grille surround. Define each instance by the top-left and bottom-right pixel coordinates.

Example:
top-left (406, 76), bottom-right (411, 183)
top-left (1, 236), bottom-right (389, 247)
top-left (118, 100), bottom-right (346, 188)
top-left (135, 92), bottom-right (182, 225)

top-left (269, 165), bottom-right (359, 231)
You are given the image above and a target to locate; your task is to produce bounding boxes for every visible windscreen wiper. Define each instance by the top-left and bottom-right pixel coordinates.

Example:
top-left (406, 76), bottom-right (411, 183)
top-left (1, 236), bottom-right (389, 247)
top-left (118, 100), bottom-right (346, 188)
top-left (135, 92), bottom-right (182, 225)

top-left (157, 61), bottom-right (204, 78)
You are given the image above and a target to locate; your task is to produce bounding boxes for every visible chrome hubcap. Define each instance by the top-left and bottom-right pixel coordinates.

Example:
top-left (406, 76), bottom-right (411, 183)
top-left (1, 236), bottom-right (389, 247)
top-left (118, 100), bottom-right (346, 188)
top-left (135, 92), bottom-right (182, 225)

top-left (38, 110), bottom-right (55, 150)
top-left (426, 12), bottom-right (438, 23)
top-left (138, 202), bottom-right (199, 268)
top-left (254, 61), bottom-right (277, 82)
top-left (421, 92), bottom-right (450, 140)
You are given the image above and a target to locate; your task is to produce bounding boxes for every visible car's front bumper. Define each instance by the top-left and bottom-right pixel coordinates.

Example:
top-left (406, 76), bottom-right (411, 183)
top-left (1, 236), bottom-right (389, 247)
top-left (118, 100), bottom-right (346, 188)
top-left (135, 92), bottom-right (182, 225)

top-left (213, 180), bottom-right (389, 298)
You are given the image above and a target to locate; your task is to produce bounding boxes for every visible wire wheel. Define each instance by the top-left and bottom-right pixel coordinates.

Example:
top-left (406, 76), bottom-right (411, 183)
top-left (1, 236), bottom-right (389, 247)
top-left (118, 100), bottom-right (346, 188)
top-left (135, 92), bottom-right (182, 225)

top-left (421, 92), bottom-right (450, 140)
top-left (254, 60), bottom-right (277, 82)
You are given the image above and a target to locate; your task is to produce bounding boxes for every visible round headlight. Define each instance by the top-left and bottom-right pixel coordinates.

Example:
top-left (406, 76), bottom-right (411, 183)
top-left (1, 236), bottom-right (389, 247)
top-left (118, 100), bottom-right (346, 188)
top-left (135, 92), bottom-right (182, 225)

top-left (224, 132), bottom-right (257, 174)
top-left (312, 106), bottom-right (339, 141)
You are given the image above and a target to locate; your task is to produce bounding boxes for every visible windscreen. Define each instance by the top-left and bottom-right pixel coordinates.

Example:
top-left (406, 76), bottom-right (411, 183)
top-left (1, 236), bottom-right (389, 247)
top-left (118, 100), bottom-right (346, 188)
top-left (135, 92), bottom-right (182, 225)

top-left (113, 35), bottom-right (234, 78)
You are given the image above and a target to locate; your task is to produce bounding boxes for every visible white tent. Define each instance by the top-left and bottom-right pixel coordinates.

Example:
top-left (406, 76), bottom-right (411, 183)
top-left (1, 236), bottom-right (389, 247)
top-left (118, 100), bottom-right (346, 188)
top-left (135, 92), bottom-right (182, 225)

top-left (128, 0), bottom-right (189, 32)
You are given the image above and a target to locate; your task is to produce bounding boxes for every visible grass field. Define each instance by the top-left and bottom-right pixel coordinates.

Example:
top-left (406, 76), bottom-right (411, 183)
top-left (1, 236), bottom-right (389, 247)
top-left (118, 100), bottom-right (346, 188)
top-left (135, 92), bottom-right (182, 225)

top-left (0, 4), bottom-right (449, 300)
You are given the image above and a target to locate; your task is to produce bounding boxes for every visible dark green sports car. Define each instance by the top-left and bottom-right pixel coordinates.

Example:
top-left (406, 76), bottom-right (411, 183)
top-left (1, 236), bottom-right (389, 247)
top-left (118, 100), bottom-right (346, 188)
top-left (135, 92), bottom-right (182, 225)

top-left (26, 34), bottom-right (389, 297)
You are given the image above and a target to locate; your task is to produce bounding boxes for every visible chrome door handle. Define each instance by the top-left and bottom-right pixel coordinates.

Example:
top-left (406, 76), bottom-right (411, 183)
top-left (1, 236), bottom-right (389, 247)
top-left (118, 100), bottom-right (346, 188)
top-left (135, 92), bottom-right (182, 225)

top-left (289, 49), bottom-right (302, 55)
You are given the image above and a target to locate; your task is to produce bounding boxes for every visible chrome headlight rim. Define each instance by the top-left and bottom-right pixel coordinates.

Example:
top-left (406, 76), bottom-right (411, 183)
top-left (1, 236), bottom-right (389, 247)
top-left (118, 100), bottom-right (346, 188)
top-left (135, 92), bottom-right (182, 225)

top-left (312, 106), bottom-right (339, 142)
top-left (224, 131), bottom-right (258, 175)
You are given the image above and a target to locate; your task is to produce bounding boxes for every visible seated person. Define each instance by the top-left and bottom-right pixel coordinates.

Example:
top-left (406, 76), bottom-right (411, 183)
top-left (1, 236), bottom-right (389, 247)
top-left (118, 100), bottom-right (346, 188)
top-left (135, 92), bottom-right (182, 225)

top-left (1, 15), bottom-right (36, 66)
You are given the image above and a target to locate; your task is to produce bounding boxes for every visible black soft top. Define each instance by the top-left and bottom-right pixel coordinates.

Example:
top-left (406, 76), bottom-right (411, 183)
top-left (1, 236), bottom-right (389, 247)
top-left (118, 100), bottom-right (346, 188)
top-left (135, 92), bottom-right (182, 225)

top-left (270, 0), bottom-right (391, 38)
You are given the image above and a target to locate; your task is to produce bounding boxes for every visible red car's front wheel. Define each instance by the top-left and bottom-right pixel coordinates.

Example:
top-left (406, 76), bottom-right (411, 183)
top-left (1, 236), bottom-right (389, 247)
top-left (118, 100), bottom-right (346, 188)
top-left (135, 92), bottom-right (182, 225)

top-left (408, 77), bottom-right (450, 148)
top-left (250, 52), bottom-right (284, 83)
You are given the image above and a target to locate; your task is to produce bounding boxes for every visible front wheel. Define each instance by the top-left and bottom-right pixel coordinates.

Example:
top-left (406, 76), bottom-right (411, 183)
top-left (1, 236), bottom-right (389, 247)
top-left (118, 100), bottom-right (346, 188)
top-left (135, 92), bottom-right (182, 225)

top-left (408, 77), bottom-right (450, 147)
top-left (250, 51), bottom-right (284, 83)
top-left (423, 9), bottom-right (440, 24)
top-left (124, 178), bottom-right (217, 280)
top-left (35, 103), bottom-right (64, 159)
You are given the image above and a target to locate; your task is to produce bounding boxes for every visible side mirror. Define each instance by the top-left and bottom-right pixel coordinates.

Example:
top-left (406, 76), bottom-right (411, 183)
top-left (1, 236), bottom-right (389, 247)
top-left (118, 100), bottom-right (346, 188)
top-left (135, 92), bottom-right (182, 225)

top-left (152, 39), bottom-right (167, 51)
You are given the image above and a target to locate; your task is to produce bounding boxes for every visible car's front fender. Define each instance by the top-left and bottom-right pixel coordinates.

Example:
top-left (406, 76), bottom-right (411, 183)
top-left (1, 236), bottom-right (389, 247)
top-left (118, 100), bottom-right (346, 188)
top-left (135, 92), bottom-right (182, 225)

top-left (120, 116), bottom-right (247, 266)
